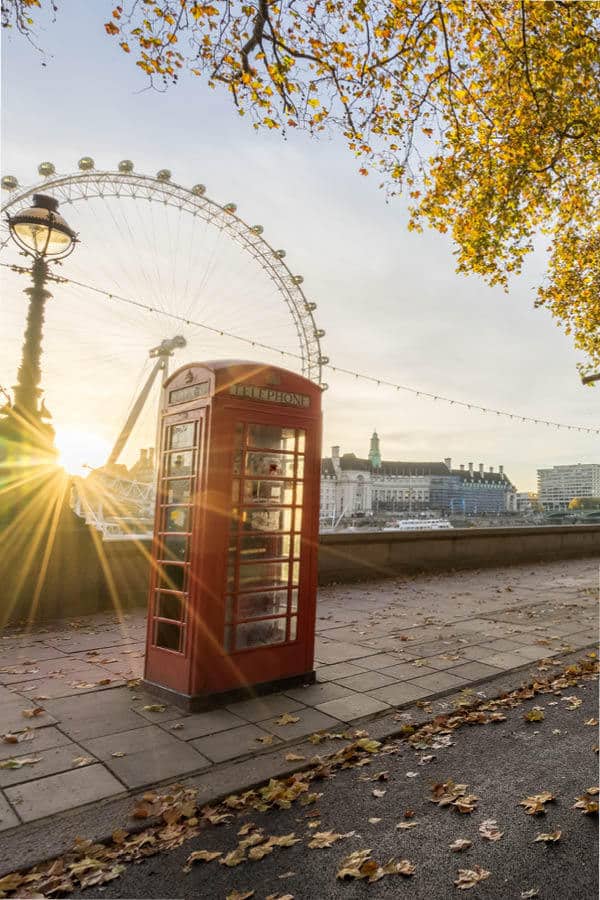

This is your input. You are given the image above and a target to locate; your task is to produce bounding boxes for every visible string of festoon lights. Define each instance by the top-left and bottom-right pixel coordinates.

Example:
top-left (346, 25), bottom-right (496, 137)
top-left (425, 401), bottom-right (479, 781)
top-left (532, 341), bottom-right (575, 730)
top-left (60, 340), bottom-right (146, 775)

top-left (3, 261), bottom-right (599, 436)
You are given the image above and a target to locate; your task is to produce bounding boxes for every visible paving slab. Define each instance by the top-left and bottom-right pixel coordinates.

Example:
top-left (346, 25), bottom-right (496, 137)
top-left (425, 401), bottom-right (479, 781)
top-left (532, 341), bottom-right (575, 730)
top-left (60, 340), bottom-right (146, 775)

top-left (315, 693), bottom-right (390, 721)
top-left (8, 671), bottom-right (125, 700)
top-left (406, 670), bottom-right (470, 694)
top-left (365, 681), bottom-right (432, 707)
top-left (466, 650), bottom-right (527, 670)
top-left (314, 640), bottom-right (380, 665)
top-left (0, 792), bottom-right (20, 831)
top-left (190, 724), bottom-right (282, 764)
top-left (259, 708), bottom-right (343, 742)
top-left (81, 725), bottom-right (210, 788)
top-left (42, 688), bottom-right (143, 740)
top-left (0, 742), bottom-right (95, 788)
top-left (0, 726), bottom-right (71, 761)
top-left (377, 662), bottom-right (439, 680)
top-left (314, 662), bottom-right (369, 682)
top-left (4, 763), bottom-right (125, 822)
top-left (283, 682), bottom-right (355, 705)
top-left (159, 710), bottom-right (247, 741)
top-left (225, 694), bottom-right (305, 723)
top-left (0, 645), bottom-right (68, 666)
top-left (333, 671), bottom-right (400, 693)
top-left (344, 652), bottom-right (405, 671)
top-left (444, 660), bottom-right (504, 682)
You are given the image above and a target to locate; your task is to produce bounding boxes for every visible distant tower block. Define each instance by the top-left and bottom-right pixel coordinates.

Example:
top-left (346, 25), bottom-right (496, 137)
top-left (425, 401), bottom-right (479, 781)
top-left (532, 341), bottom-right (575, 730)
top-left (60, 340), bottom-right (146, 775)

top-left (368, 429), bottom-right (382, 468)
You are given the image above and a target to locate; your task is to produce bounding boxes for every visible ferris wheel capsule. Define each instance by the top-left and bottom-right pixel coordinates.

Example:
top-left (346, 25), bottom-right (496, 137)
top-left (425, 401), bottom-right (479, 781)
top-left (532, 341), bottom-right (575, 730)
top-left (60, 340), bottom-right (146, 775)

top-left (118, 159), bottom-right (134, 173)
top-left (1, 175), bottom-right (18, 191)
top-left (191, 183), bottom-right (206, 196)
top-left (274, 249), bottom-right (286, 258)
top-left (304, 301), bottom-right (317, 311)
top-left (38, 161), bottom-right (56, 177)
top-left (250, 224), bottom-right (263, 235)
top-left (319, 355), bottom-right (330, 365)
top-left (320, 383), bottom-right (329, 391)
top-left (157, 169), bottom-right (171, 182)
top-left (223, 202), bottom-right (237, 213)
top-left (292, 275), bottom-right (304, 285)
top-left (315, 329), bottom-right (325, 338)
top-left (78, 157), bottom-right (95, 171)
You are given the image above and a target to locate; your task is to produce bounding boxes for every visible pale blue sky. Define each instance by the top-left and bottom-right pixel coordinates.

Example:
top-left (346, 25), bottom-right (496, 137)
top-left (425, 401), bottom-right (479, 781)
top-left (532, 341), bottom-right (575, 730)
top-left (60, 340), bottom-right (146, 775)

top-left (1, 2), bottom-right (597, 490)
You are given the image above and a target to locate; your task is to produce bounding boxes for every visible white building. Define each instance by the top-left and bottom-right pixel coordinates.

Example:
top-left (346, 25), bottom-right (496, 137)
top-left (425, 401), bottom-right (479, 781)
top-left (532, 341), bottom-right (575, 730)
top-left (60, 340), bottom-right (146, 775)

top-left (537, 463), bottom-right (600, 510)
top-left (321, 432), bottom-right (516, 522)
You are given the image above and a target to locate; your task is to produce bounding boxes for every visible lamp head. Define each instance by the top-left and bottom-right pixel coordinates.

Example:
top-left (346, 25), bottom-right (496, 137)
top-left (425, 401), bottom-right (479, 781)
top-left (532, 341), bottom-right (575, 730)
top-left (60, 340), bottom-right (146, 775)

top-left (8, 194), bottom-right (77, 259)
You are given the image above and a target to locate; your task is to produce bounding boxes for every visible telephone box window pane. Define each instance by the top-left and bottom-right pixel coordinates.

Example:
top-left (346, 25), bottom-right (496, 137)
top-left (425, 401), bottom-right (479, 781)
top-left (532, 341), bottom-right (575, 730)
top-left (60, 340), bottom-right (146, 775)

top-left (289, 617), bottom-right (298, 641)
top-left (238, 562), bottom-right (289, 590)
top-left (225, 595), bottom-right (234, 624)
top-left (158, 564), bottom-right (186, 593)
top-left (296, 431), bottom-right (306, 453)
top-left (168, 451), bottom-right (194, 476)
top-left (162, 535), bottom-right (187, 561)
top-left (244, 508), bottom-right (293, 532)
top-left (293, 508), bottom-right (302, 531)
top-left (237, 533), bottom-right (291, 560)
top-left (295, 456), bottom-right (305, 479)
top-left (247, 425), bottom-right (296, 452)
top-left (290, 589), bottom-right (298, 613)
top-left (293, 534), bottom-right (301, 557)
top-left (165, 479), bottom-right (192, 504)
top-left (236, 619), bottom-right (286, 650)
top-left (237, 589), bottom-right (288, 620)
top-left (224, 626), bottom-right (233, 652)
top-left (231, 479), bottom-right (240, 503)
top-left (169, 422), bottom-right (195, 449)
top-left (157, 592), bottom-right (183, 621)
top-left (292, 561), bottom-right (300, 586)
top-left (243, 479), bottom-right (294, 506)
top-left (165, 507), bottom-right (190, 532)
top-left (295, 483), bottom-right (304, 506)
top-left (246, 452), bottom-right (295, 479)
top-left (156, 621), bottom-right (181, 651)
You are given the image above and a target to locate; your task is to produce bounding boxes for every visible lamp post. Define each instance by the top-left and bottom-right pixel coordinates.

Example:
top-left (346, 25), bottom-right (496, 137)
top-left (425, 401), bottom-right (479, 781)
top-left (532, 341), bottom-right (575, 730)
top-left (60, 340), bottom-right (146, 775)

top-left (5, 194), bottom-right (77, 451)
top-left (582, 373), bottom-right (600, 386)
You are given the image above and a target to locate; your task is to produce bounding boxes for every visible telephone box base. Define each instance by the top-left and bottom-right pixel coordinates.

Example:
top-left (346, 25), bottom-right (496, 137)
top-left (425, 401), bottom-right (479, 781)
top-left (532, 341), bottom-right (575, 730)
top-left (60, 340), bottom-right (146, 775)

top-left (143, 670), bottom-right (316, 713)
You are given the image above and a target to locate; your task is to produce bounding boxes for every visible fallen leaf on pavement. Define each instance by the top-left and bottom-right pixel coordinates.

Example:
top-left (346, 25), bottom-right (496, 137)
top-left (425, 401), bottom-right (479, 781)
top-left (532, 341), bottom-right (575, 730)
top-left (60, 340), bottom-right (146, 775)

top-left (355, 738), bottom-right (381, 753)
top-left (450, 838), bottom-right (472, 852)
top-left (587, 787), bottom-right (599, 795)
top-left (21, 708), bottom-right (44, 718)
top-left (220, 847), bottom-right (246, 867)
top-left (368, 817), bottom-right (381, 824)
top-left (111, 751), bottom-right (126, 758)
top-left (478, 819), bottom-right (504, 842)
top-left (336, 849), bottom-right (414, 882)
top-left (519, 792), bottom-right (556, 815)
top-left (226, 891), bottom-right (254, 900)
top-left (520, 890), bottom-right (539, 899)
top-left (275, 713), bottom-right (300, 726)
top-left (454, 865), bottom-right (491, 890)
top-left (396, 821), bottom-right (418, 830)
top-left (142, 704), bottom-right (166, 713)
top-left (170, 723), bottom-right (184, 730)
top-left (563, 696), bottom-right (582, 710)
top-left (285, 752), bottom-right (306, 762)
top-left (72, 757), bottom-right (93, 768)
top-left (0, 756), bottom-right (42, 770)
top-left (256, 734), bottom-right (276, 746)
top-left (372, 788), bottom-right (386, 798)
top-left (584, 718), bottom-right (599, 726)
top-left (2, 731), bottom-right (35, 744)
top-left (572, 793), bottom-right (599, 815)
top-left (534, 830), bottom-right (562, 842)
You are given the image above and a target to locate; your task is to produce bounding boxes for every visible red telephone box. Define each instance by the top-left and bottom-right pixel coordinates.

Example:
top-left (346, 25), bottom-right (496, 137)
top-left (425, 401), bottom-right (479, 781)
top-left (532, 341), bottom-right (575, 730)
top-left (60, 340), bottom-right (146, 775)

top-left (144, 360), bottom-right (322, 710)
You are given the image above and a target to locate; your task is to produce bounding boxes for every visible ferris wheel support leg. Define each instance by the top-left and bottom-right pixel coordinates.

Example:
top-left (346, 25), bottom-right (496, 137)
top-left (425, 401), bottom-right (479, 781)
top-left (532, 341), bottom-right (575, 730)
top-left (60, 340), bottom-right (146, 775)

top-left (106, 358), bottom-right (164, 467)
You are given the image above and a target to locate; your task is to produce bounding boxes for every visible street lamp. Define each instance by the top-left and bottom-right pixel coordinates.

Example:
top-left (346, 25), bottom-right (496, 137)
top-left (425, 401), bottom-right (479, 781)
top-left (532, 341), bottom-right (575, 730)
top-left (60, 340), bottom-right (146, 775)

top-left (6, 194), bottom-right (77, 447)
top-left (581, 373), bottom-right (600, 386)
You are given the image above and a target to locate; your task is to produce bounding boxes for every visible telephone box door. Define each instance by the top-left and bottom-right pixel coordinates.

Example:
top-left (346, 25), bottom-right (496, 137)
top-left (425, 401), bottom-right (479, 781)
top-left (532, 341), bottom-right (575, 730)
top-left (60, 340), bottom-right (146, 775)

top-left (145, 406), bottom-right (207, 695)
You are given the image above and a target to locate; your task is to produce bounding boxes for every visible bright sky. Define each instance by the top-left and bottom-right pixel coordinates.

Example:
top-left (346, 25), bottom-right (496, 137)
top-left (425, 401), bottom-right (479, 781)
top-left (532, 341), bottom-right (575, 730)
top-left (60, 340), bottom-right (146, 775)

top-left (1, 2), bottom-right (598, 489)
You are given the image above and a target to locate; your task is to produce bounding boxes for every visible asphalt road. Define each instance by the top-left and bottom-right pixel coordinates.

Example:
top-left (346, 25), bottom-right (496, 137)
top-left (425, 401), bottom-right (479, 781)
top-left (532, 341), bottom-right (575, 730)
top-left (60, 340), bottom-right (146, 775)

top-left (77, 675), bottom-right (599, 900)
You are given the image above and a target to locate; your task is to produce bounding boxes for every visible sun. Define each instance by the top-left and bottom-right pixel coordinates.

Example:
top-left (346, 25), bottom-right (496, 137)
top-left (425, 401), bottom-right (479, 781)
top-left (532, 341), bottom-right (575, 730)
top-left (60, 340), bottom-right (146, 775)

top-left (54, 424), bottom-right (111, 477)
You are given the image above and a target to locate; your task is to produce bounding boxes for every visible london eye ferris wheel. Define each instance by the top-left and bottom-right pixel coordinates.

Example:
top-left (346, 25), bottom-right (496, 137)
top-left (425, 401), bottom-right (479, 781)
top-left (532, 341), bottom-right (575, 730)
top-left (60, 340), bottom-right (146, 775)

top-left (1, 157), bottom-right (328, 480)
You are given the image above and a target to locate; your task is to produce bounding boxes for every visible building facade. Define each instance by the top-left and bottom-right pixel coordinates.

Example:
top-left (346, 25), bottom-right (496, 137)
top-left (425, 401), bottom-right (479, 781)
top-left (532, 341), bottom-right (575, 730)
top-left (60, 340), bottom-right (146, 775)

top-left (321, 432), bottom-right (516, 521)
top-left (537, 463), bottom-right (600, 510)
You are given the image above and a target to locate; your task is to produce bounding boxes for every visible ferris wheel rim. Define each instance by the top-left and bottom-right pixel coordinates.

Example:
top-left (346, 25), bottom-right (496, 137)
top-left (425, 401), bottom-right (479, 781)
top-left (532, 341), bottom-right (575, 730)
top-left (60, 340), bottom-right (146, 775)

top-left (1, 165), bottom-right (326, 384)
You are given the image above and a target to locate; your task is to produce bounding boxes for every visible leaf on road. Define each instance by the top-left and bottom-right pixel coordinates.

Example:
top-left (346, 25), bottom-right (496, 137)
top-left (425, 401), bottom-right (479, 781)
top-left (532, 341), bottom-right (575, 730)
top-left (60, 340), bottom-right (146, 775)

top-left (524, 709), bottom-right (545, 723)
top-left (534, 830), bottom-right (562, 842)
top-left (336, 848), bottom-right (414, 882)
top-left (226, 891), bottom-right (254, 900)
top-left (584, 718), bottom-right (598, 726)
top-left (372, 788), bottom-right (386, 798)
top-left (142, 704), bottom-right (166, 713)
top-left (72, 757), bottom-right (94, 768)
top-left (454, 865), bottom-right (491, 890)
top-left (308, 830), bottom-right (350, 849)
top-left (170, 723), bottom-right (184, 730)
top-left (450, 838), bottom-right (472, 852)
top-left (478, 819), bottom-right (504, 842)
top-left (587, 787), bottom-right (599, 795)
top-left (563, 696), bottom-right (582, 710)
top-left (368, 817), bottom-right (381, 824)
top-left (185, 849), bottom-right (222, 867)
top-left (111, 751), bottom-right (126, 758)
top-left (285, 752), bottom-right (306, 762)
top-left (396, 821), bottom-right (418, 830)
top-left (520, 890), bottom-right (539, 898)
top-left (256, 734), bottom-right (276, 746)
top-left (355, 738), bottom-right (381, 753)
top-left (220, 847), bottom-right (247, 867)
top-left (21, 708), bottom-right (44, 718)
top-left (275, 713), bottom-right (300, 726)
top-left (2, 730), bottom-right (35, 744)
top-left (572, 794), bottom-right (599, 815)
top-left (519, 792), bottom-right (556, 815)
top-left (0, 756), bottom-right (42, 769)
